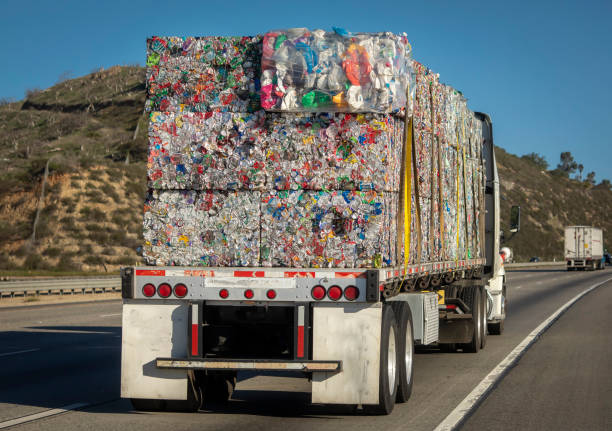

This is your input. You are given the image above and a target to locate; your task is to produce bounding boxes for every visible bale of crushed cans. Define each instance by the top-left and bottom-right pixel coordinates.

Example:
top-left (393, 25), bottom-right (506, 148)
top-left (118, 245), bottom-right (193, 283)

top-left (142, 29), bottom-right (485, 269)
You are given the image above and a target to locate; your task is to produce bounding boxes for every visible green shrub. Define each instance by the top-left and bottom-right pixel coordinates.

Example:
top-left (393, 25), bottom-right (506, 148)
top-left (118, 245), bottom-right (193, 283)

top-left (22, 253), bottom-right (49, 270)
top-left (43, 247), bottom-right (62, 257)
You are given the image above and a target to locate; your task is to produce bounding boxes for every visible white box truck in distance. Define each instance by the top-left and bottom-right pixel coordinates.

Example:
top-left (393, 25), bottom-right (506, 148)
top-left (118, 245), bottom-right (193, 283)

top-left (565, 226), bottom-right (605, 270)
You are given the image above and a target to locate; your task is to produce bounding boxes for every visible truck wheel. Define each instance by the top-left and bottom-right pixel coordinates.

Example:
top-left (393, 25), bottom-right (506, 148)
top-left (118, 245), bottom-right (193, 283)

top-left (480, 287), bottom-right (487, 350)
top-left (366, 305), bottom-right (399, 415)
top-left (459, 287), bottom-right (481, 353)
top-left (391, 302), bottom-right (414, 403)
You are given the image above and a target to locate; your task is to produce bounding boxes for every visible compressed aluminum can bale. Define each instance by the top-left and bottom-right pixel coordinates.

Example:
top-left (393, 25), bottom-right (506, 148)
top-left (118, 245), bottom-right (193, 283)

top-left (260, 190), bottom-right (396, 268)
top-left (413, 62), bottom-right (438, 199)
top-left (266, 112), bottom-right (403, 191)
top-left (260, 28), bottom-right (412, 113)
top-left (143, 190), bottom-right (261, 266)
top-left (147, 111), bottom-right (267, 190)
top-left (146, 36), bottom-right (262, 113)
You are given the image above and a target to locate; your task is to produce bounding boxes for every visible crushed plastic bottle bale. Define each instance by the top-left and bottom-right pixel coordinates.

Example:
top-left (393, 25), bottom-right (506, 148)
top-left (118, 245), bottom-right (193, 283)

top-left (260, 190), bottom-right (397, 268)
top-left (146, 36), bottom-right (262, 113)
top-left (143, 190), bottom-right (261, 266)
top-left (266, 112), bottom-right (403, 191)
top-left (260, 28), bottom-right (412, 113)
top-left (147, 110), bottom-right (267, 190)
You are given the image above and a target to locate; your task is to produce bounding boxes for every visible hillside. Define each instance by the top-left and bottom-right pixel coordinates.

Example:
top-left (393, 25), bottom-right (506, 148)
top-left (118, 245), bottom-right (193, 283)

top-left (0, 66), bottom-right (610, 272)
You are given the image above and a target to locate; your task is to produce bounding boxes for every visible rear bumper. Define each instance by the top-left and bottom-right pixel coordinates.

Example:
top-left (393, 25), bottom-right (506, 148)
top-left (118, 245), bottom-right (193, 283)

top-left (156, 357), bottom-right (342, 373)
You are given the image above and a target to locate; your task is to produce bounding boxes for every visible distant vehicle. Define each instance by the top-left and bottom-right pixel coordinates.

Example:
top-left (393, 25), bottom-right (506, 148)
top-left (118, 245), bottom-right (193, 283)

top-left (565, 226), bottom-right (605, 271)
top-left (529, 257), bottom-right (540, 263)
top-left (604, 253), bottom-right (611, 265)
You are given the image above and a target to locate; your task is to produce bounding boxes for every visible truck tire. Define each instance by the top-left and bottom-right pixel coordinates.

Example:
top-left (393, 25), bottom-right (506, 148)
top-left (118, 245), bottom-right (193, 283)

top-left (366, 304), bottom-right (399, 415)
top-left (459, 286), bottom-right (481, 353)
top-left (391, 302), bottom-right (414, 403)
top-left (480, 287), bottom-right (487, 350)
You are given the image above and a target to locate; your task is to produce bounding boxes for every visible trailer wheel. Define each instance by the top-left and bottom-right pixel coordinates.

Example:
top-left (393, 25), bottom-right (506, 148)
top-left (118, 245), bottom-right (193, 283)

top-left (391, 302), bottom-right (414, 403)
top-left (366, 304), bottom-right (399, 415)
top-left (459, 287), bottom-right (481, 353)
top-left (480, 287), bottom-right (488, 350)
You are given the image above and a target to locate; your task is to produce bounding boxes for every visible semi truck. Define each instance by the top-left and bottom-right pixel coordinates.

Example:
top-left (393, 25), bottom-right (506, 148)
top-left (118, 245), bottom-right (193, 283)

top-left (565, 226), bottom-right (605, 270)
top-left (120, 31), bottom-right (519, 415)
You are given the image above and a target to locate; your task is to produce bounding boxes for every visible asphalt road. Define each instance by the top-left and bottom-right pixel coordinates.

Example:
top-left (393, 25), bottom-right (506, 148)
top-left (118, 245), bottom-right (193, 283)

top-left (0, 268), bottom-right (610, 430)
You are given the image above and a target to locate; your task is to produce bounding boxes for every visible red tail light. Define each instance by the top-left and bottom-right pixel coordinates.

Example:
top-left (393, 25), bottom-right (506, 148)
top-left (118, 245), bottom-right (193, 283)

top-left (327, 285), bottom-right (342, 301)
top-left (174, 283), bottom-right (188, 298)
top-left (344, 286), bottom-right (359, 301)
top-left (219, 289), bottom-right (229, 299)
top-left (446, 304), bottom-right (457, 310)
top-left (311, 285), bottom-right (326, 300)
top-left (244, 289), bottom-right (254, 299)
top-left (266, 289), bottom-right (276, 299)
top-left (142, 283), bottom-right (155, 297)
top-left (158, 283), bottom-right (172, 298)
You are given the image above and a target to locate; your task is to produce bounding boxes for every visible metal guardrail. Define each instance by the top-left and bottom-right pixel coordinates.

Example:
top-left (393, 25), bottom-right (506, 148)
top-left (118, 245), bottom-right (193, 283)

top-left (0, 278), bottom-right (121, 299)
top-left (504, 262), bottom-right (564, 269)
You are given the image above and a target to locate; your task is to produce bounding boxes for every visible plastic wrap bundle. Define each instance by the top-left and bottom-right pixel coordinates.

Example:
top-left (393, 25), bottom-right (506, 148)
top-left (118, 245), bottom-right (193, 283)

top-left (143, 190), bottom-right (261, 266)
top-left (266, 112), bottom-right (403, 191)
top-left (146, 36), bottom-right (262, 113)
top-left (260, 28), bottom-right (411, 113)
top-left (147, 111), bottom-right (267, 190)
top-left (260, 190), bottom-right (396, 268)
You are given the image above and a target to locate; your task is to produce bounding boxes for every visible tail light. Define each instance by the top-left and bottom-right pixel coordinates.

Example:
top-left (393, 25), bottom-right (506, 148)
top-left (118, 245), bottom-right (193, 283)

top-left (446, 304), bottom-right (457, 310)
top-left (266, 289), bottom-right (277, 299)
top-left (173, 283), bottom-right (188, 298)
top-left (219, 289), bottom-right (229, 299)
top-left (311, 285), bottom-right (326, 300)
top-left (244, 289), bottom-right (254, 299)
top-left (158, 283), bottom-right (172, 298)
top-left (344, 286), bottom-right (359, 301)
top-left (327, 285), bottom-right (342, 301)
top-left (142, 283), bottom-right (155, 297)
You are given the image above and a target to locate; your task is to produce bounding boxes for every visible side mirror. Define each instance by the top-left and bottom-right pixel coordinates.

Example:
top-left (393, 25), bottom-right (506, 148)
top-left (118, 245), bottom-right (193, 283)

top-left (510, 205), bottom-right (520, 233)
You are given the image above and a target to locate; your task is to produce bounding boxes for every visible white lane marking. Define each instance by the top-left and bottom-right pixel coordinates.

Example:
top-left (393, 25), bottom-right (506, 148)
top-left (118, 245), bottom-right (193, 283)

top-left (434, 276), bottom-right (612, 431)
top-left (515, 285), bottom-right (522, 289)
top-left (100, 313), bottom-right (121, 317)
top-left (0, 403), bottom-right (87, 429)
top-left (0, 348), bottom-right (40, 357)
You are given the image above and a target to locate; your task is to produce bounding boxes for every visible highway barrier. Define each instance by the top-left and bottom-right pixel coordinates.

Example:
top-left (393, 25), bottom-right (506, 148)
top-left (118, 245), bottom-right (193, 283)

top-left (0, 277), bottom-right (120, 299)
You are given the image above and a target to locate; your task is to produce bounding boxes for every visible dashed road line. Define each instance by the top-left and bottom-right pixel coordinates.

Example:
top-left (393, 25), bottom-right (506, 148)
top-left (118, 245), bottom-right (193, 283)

top-left (0, 348), bottom-right (40, 357)
top-left (0, 403), bottom-right (88, 429)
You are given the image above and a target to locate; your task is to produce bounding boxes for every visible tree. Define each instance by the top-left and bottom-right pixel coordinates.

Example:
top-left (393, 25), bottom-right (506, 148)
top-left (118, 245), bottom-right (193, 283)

top-left (577, 164), bottom-right (584, 181)
top-left (556, 152), bottom-right (578, 177)
top-left (522, 152), bottom-right (548, 170)
top-left (585, 171), bottom-right (596, 185)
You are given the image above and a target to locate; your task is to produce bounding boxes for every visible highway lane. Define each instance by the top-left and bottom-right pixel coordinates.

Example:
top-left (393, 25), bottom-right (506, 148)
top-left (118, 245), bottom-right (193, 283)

top-left (0, 268), bottom-right (610, 430)
top-left (462, 274), bottom-right (612, 430)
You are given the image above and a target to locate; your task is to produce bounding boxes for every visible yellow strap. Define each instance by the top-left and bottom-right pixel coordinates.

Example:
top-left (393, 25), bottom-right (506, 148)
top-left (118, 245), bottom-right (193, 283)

top-left (456, 135), bottom-right (460, 260)
top-left (404, 117), bottom-right (413, 267)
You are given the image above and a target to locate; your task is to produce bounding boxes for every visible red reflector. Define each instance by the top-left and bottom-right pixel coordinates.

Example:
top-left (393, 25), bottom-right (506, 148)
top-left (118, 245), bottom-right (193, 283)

top-left (297, 325), bottom-right (304, 358)
top-left (446, 304), bottom-right (457, 310)
top-left (142, 283), bottom-right (155, 297)
top-left (328, 285), bottom-right (342, 301)
top-left (244, 289), bottom-right (254, 299)
top-left (344, 286), bottom-right (359, 301)
top-left (311, 285), bottom-right (326, 300)
top-left (219, 289), bottom-right (229, 299)
top-left (191, 324), bottom-right (199, 356)
top-left (157, 283), bottom-right (172, 298)
top-left (174, 283), bottom-right (188, 298)
top-left (266, 289), bottom-right (276, 299)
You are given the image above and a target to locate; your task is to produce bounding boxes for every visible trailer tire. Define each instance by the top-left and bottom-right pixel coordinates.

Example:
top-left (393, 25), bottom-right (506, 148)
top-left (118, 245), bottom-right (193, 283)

top-left (391, 302), bottom-right (414, 403)
top-left (459, 287), bottom-right (481, 353)
top-left (366, 304), bottom-right (399, 415)
top-left (480, 287), bottom-right (487, 350)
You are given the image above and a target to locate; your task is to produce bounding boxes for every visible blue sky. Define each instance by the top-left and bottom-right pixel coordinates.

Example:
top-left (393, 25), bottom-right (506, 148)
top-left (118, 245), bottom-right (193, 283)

top-left (2, 0), bottom-right (611, 181)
